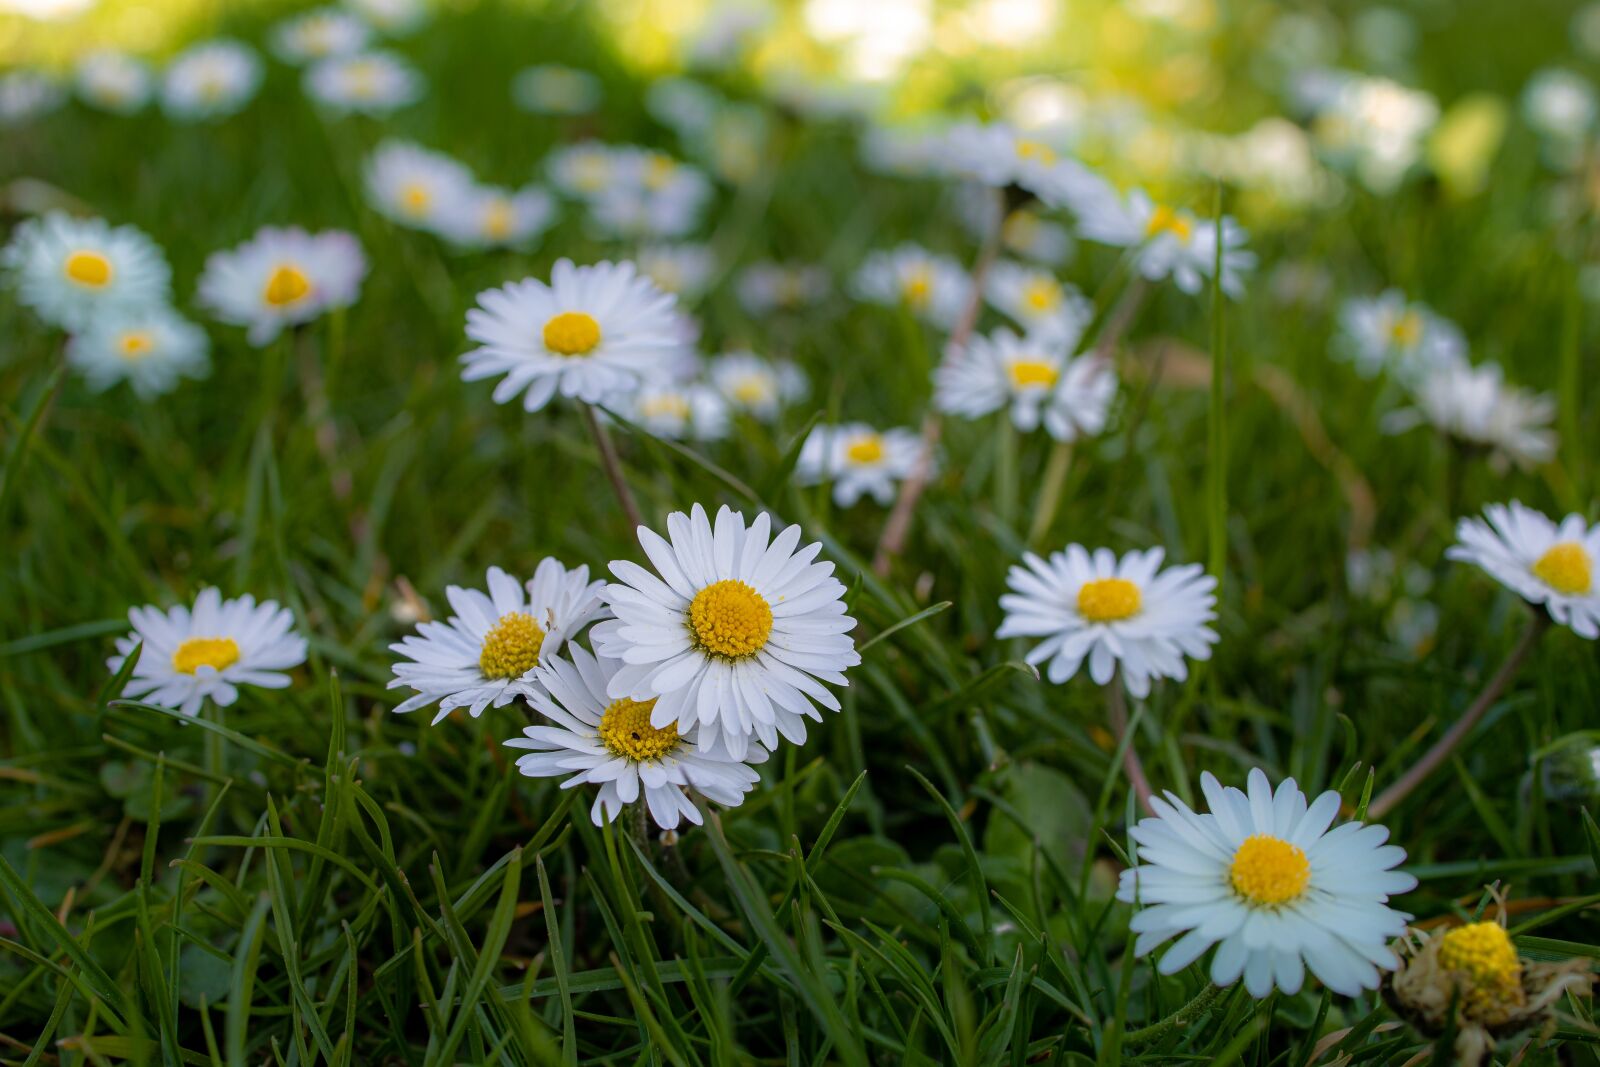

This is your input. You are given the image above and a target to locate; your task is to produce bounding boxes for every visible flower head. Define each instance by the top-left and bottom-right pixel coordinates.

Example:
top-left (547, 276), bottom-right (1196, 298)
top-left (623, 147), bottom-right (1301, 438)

top-left (796, 423), bottom-right (925, 507)
top-left (161, 40), bottom-right (262, 120)
top-left (272, 8), bottom-right (370, 63)
top-left (512, 64), bottom-right (601, 115)
top-left (1387, 361), bottom-right (1556, 468)
top-left (438, 184), bottom-right (556, 250)
top-left (936, 329), bottom-right (1116, 440)
top-left (708, 351), bottom-right (808, 421)
top-left (2, 212), bottom-right (171, 331)
top-left (736, 261), bottom-right (830, 316)
top-left (1447, 501), bottom-right (1600, 636)
top-left (364, 140), bottom-right (475, 232)
top-left (1336, 290), bottom-right (1466, 383)
top-left (985, 260), bottom-right (1091, 335)
top-left (852, 244), bottom-right (971, 329)
top-left (305, 50), bottom-right (423, 115)
top-left (67, 304), bottom-right (210, 399)
top-left (636, 243), bottom-right (717, 302)
top-left (75, 51), bottom-right (153, 114)
top-left (197, 227), bottom-right (367, 346)
top-left (1079, 189), bottom-right (1254, 297)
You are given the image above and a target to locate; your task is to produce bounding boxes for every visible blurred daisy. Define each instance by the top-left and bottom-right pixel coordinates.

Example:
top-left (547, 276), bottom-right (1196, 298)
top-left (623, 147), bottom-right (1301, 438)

top-left (592, 504), bottom-right (859, 760)
top-left (709, 351), bottom-right (808, 421)
top-left (1523, 68), bottom-right (1596, 142)
top-left (0, 71), bottom-right (64, 125)
top-left (1385, 362), bottom-right (1556, 468)
top-left (507, 644), bottom-right (765, 829)
top-left (636, 243), bottom-right (717, 302)
top-left (271, 8), bottom-right (370, 63)
top-left (1447, 502), bottom-right (1600, 637)
top-left (512, 64), bottom-right (601, 115)
top-left (940, 120), bottom-right (1111, 215)
top-left (986, 260), bottom-right (1091, 335)
top-left (1117, 769), bottom-right (1416, 998)
top-left (547, 142), bottom-right (620, 199)
top-left (197, 227), bottom-right (367, 346)
top-left (75, 51), bottom-right (153, 114)
top-left (852, 244), bottom-right (970, 329)
top-left (67, 304), bottom-right (209, 399)
top-left (162, 40), bottom-right (263, 121)
top-left (1079, 190), bottom-right (1253, 297)
top-left (108, 588), bottom-right (308, 717)
top-left (619, 383), bottom-right (729, 441)
top-left (796, 423), bottom-right (924, 507)
top-left (305, 50), bottom-right (423, 115)
top-left (343, 0), bottom-right (428, 36)
top-left (1336, 290), bottom-right (1466, 382)
top-left (587, 150), bottom-right (713, 240)
top-left (364, 139), bottom-right (474, 232)
top-left (997, 545), bottom-right (1218, 697)
top-left (860, 121), bottom-right (946, 177)
top-left (461, 258), bottom-right (686, 412)
top-left (936, 330), bottom-right (1115, 440)
top-left (686, 0), bottom-right (773, 69)
top-left (2, 212), bottom-right (171, 331)
top-left (439, 183), bottom-right (555, 250)
top-left (388, 561), bottom-right (608, 722)
top-left (736, 261), bottom-right (829, 316)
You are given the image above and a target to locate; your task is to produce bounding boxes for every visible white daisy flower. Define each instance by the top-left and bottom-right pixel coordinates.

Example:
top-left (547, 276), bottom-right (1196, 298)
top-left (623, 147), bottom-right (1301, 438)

top-left (1079, 189), bottom-right (1253, 296)
top-left (851, 244), bottom-right (971, 329)
top-left (305, 50), bottom-right (423, 115)
top-left (1385, 362), bottom-right (1556, 468)
top-left (860, 121), bottom-right (947, 177)
top-left (939, 120), bottom-right (1112, 215)
top-left (547, 142), bottom-right (620, 200)
top-left (67, 304), bottom-right (210, 399)
top-left (2, 212), bottom-right (171, 331)
top-left (796, 423), bottom-right (925, 507)
top-left (708, 351), bottom-right (808, 421)
top-left (1447, 502), bottom-right (1600, 638)
top-left (388, 561), bottom-right (608, 723)
top-left (618, 382), bottom-right (729, 440)
top-left (1523, 68), bottom-right (1597, 165)
top-left (997, 545), bottom-right (1218, 698)
top-left (364, 139), bottom-right (475, 232)
top-left (343, 0), bottom-right (428, 36)
top-left (685, 0), bottom-right (773, 70)
top-left (75, 51), bottom-right (153, 114)
top-left (592, 504), bottom-right (860, 760)
top-left (636, 243), bottom-right (717, 302)
top-left (197, 226), bottom-right (368, 346)
top-left (736, 261), bottom-right (830, 316)
top-left (936, 330), bottom-right (1116, 440)
top-left (507, 644), bottom-right (766, 829)
top-left (1335, 290), bottom-right (1466, 382)
top-left (512, 64), bottom-right (601, 115)
top-left (438, 183), bottom-right (556, 250)
top-left (108, 588), bottom-right (308, 717)
top-left (462, 258), bottom-right (687, 412)
top-left (1116, 769), bottom-right (1416, 998)
top-left (1001, 207), bottom-right (1074, 265)
top-left (587, 150), bottom-right (713, 240)
top-left (271, 8), bottom-right (371, 64)
top-left (0, 71), bottom-right (64, 125)
top-left (161, 39), bottom-right (263, 121)
top-left (985, 260), bottom-right (1091, 335)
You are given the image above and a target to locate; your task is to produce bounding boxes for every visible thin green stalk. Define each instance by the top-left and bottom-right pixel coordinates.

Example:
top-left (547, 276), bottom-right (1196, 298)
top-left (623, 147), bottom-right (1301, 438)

top-left (995, 416), bottom-right (1018, 529)
top-left (1027, 439), bottom-right (1072, 549)
top-left (1206, 186), bottom-right (1229, 587)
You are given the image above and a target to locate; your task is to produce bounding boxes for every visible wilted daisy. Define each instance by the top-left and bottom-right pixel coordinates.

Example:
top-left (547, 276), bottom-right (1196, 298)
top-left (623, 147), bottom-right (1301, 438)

top-left (796, 423), bottom-right (925, 507)
top-left (936, 330), bottom-right (1115, 440)
top-left (986, 260), bottom-right (1091, 335)
top-left (852, 244), bottom-right (970, 329)
top-left (364, 139), bottom-right (474, 232)
top-left (997, 545), bottom-right (1218, 697)
top-left (736, 261), bottom-right (830, 316)
top-left (512, 64), bottom-right (601, 115)
top-left (507, 644), bottom-right (765, 829)
top-left (462, 258), bottom-right (687, 412)
top-left (1447, 502), bottom-right (1600, 637)
top-left (1079, 189), bottom-right (1254, 297)
top-left (0, 71), bottom-right (64, 125)
top-left (388, 561), bottom-right (607, 723)
top-left (67, 304), bottom-right (210, 399)
top-left (75, 51), bottom-right (153, 114)
top-left (438, 184), bottom-right (555, 250)
top-left (2, 212), bottom-right (171, 331)
top-left (161, 40), bottom-right (263, 121)
top-left (939, 120), bottom-right (1111, 215)
top-left (343, 0), bottom-right (428, 36)
top-left (636, 244), bottom-right (717, 302)
top-left (1336, 290), bottom-right (1466, 382)
top-left (709, 351), bottom-right (808, 421)
top-left (1117, 769), bottom-right (1416, 998)
top-left (305, 51), bottom-right (423, 115)
top-left (1386, 362), bottom-right (1556, 468)
top-left (108, 588), bottom-right (308, 717)
top-left (618, 383), bottom-right (729, 440)
top-left (592, 504), bottom-right (859, 760)
top-left (198, 227), bottom-right (367, 346)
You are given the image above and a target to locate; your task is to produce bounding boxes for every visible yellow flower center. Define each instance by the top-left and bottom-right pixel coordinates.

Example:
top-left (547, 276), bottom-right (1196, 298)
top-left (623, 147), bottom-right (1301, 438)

top-left (262, 264), bottom-right (312, 308)
top-left (731, 377), bottom-right (769, 404)
top-left (688, 579), bottom-right (773, 659)
top-left (641, 393), bottom-right (691, 420)
top-left (1228, 834), bottom-right (1311, 906)
top-left (845, 434), bottom-right (885, 465)
top-left (1002, 210), bottom-right (1038, 246)
top-left (1015, 139), bottom-right (1056, 164)
top-left (1388, 310), bottom-right (1422, 348)
top-left (63, 250), bottom-right (113, 288)
top-left (597, 697), bottom-right (681, 762)
top-left (1531, 541), bottom-right (1592, 596)
top-left (1008, 358), bottom-right (1059, 390)
top-left (478, 612), bottom-right (546, 679)
top-left (171, 636), bottom-right (241, 675)
top-left (346, 61), bottom-right (381, 97)
top-left (1437, 921), bottom-right (1524, 1017)
top-left (643, 154), bottom-right (677, 190)
top-left (1021, 278), bottom-right (1062, 313)
top-left (542, 311), bottom-right (602, 357)
top-left (1076, 577), bottom-right (1142, 623)
top-left (117, 330), bottom-right (155, 361)
top-left (400, 182), bottom-right (432, 216)
top-left (902, 268), bottom-right (932, 308)
top-left (482, 199), bottom-right (514, 239)
top-left (1144, 204), bottom-right (1193, 244)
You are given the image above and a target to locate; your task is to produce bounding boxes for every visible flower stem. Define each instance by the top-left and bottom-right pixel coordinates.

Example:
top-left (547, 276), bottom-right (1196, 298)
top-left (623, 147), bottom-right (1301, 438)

top-left (1123, 982), bottom-right (1225, 1046)
top-left (1027, 439), bottom-right (1072, 549)
top-left (995, 416), bottom-right (1017, 529)
top-left (1367, 611), bottom-right (1548, 820)
top-left (581, 403), bottom-right (644, 532)
top-left (1107, 679), bottom-right (1155, 816)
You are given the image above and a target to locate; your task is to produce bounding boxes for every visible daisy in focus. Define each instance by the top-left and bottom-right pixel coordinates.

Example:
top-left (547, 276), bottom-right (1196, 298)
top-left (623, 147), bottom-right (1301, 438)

top-left (388, 561), bottom-right (608, 723)
top-left (997, 544), bottom-right (1218, 697)
top-left (852, 244), bottom-right (971, 329)
top-left (271, 8), bottom-right (371, 64)
top-left (736, 261), bottom-right (830, 316)
top-left (709, 351), bottom-right (808, 422)
top-left (305, 51), bottom-right (423, 115)
top-left (512, 64), bottom-right (602, 115)
top-left (2, 212), bottom-right (171, 331)
top-left (108, 588), bottom-right (308, 717)
top-left (364, 140), bottom-right (474, 232)
top-left (1336, 290), bottom-right (1466, 382)
top-left (438, 184), bottom-right (556, 250)
top-left (461, 258), bottom-right (686, 412)
top-left (197, 227), bottom-right (368, 346)
top-left (935, 330), bottom-right (1116, 441)
top-left (985, 260), bottom-right (1091, 336)
top-left (619, 383), bottom-right (730, 441)
top-left (1079, 190), bottom-right (1254, 297)
top-left (636, 244), bottom-right (717, 302)
top-left (592, 505), bottom-right (859, 760)
top-left (75, 51), bottom-right (153, 113)
top-left (67, 305), bottom-right (210, 399)
top-left (507, 644), bottom-right (766, 829)
top-left (1447, 502), bottom-right (1600, 637)
top-left (1385, 361), bottom-right (1556, 468)
top-left (1117, 769), bottom-right (1416, 998)
top-left (161, 40), bottom-right (263, 121)
top-left (796, 423), bottom-right (924, 507)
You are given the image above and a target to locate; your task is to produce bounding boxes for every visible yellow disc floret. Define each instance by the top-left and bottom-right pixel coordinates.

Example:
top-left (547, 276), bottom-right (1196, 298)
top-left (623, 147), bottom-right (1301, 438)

top-left (1015, 139), bottom-right (1057, 164)
top-left (171, 636), bottom-right (241, 675)
top-left (1531, 541), bottom-right (1592, 596)
top-left (117, 331), bottom-right (155, 361)
top-left (1076, 578), bottom-right (1142, 623)
top-left (902, 268), bottom-right (932, 308)
top-left (400, 182), bottom-right (432, 216)
top-left (542, 311), bottom-right (602, 357)
top-left (597, 697), bottom-right (681, 762)
top-left (1437, 921), bottom-right (1524, 1019)
top-left (1144, 205), bottom-right (1193, 244)
top-left (482, 199), bottom-right (514, 240)
top-left (688, 580), bottom-right (773, 659)
top-left (845, 434), bottom-right (885, 465)
top-left (1022, 278), bottom-right (1063, 313)
top-left (64, 250), bottom-right (113, 288)
top-left (1388, 310), bottom-right (1422, 348)
top-left (1008, 359), bottom-right (1059, 390)
top-left (1228, 834), bottom-right (1311, 907)
top-left (263, 264), bottom-right (312, 307)
top-left (478, 612), bottom-right (546, 679)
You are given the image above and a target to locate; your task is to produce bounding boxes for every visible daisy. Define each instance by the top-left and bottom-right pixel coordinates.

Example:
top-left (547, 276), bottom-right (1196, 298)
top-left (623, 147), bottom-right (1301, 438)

top-left (939, 120), bottom-right (1112, 215)
top-left (1336, 290), bottom-right (1467, 382)
top-left (507, 644), bottom-right (766, 829)
top-left (388, 561), bottom-right (608, 723)
top-left (1385, 362), bottom-right (1556, 468)
top-left (1079, 189), bottom-right (1253, 297)
top-left (996, 544), bottom-right (1218, 697)
top-left (364, 139), bottom-right (475, 232)
top-left (461, 258), bottom-right (687, 413)
top-left (709, 351), bottom-right (808, 421)
top-left (512, 64), bottom-right (601, 115)
top-left (1001, 207), bottom-right (1074, 265)
top-left (67, 304), bottom-right (210, 399)
top-left (1116, 769), bottom-right (1416, 998)
top-left (587, 151), bottom-right (713, 240)
top-left (685, 0), bottom-right (774, 69)
top-left (0, 71), bottom-right (64, 125)
top-left (636, 243), bottom-right (717, 302)
top-left (438, 183), bottom-right (555, 250)
top-left (271, 8), bottom-right (370, 63)
top-left (2, 212), bottom-right (171, 331)
top-left (619, 383), bottom-right (729, 441)
top-left (851, 244), bottom-right (971, 329)
top-left (591, 504), bottom-right (860, 760)
top-left (161, 39), bottom-right (263, 121)
top-left (860, 121), bottom-right (946, 178)
top-left (985, 260), bottom-right (1091, 335)
top-left (197, 227), bottom-right (367, 346)
top-left (75, 51), bottom-right (153, 114)
top-left (936, 330), bottom-right (1116, 440)
top-left (1446, 501), bottom-right (1600, 637)
top-left (305, 50), bottom-right (423, 115)
top-left (108, 588), bottom-right (308, 717)
top-left (547, 142), bottom-right (620, 200)
top-left (736, 261), bottom-right (830, 316)
top-left (796, 423), bottom-right (925, 507)
top-left (343, 0), bottom-right (428, 36)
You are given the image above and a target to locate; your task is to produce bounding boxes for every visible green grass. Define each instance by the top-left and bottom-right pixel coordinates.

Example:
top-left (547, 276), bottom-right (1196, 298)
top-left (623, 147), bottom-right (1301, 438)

top-left (2, 0), bottom-right (1599, 1064)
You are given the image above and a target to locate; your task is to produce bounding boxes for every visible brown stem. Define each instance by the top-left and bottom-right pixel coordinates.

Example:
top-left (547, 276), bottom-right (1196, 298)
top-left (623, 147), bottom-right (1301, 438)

top-left (1107, 678), bottom-right (1155, 816)
top-left (581, 403), bottom-right (645, 532)
top-left (1367, 612), bottom-right (1548, 820)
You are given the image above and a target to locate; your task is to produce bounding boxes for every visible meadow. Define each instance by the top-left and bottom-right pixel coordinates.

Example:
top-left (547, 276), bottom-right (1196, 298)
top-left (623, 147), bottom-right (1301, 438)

top-left (0, 0), bottom-right (1598, 1063)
